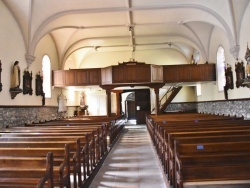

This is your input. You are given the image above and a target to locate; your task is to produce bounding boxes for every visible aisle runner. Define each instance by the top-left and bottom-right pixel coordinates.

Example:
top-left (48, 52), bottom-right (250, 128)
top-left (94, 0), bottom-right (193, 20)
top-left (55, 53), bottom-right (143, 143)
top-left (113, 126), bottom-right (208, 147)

top-left (90, 124), bottom-right (168, 188)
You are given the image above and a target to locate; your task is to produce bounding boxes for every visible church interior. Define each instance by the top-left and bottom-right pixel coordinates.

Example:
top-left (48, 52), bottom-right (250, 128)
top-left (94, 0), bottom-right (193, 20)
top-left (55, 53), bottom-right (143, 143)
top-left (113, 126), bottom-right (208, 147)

top-left (0, 0), bottom-right (250, 187)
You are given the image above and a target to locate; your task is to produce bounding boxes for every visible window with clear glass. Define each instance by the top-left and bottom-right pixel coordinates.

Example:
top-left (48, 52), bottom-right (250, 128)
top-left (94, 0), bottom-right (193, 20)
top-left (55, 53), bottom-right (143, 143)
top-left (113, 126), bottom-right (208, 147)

top-left (42, 55), bottom-right (51, 98)
top-left (216, 46), bottom-right (226, 91)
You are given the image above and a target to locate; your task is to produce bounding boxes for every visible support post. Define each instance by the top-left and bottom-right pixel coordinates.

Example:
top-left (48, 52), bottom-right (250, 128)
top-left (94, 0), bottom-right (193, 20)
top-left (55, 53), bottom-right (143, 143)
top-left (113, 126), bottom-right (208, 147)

top-left (112, 90), bottom-right (123, 115)
top-left (100, 85), bottom-right (115, 117)
top-left (106, 89), bottom-right (112, 117)
top-left (154, 87), bottom-right (160, 115)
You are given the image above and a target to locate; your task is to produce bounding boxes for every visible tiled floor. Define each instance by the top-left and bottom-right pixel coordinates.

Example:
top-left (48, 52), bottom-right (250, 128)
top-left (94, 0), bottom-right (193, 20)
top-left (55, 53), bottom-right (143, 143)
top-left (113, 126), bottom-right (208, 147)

top-left (89, 123), bottom-right (168, 188)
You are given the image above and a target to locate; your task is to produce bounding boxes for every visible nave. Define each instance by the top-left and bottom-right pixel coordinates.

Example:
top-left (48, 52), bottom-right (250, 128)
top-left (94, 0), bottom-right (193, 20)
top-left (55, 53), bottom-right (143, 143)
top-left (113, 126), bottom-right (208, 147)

top-left (89, 122), bottom-right (168, 188)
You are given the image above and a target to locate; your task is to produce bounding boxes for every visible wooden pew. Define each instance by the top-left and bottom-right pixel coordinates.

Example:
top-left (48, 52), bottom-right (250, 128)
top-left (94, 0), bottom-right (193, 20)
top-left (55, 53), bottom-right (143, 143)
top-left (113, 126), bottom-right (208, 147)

top-left (168, 133), bottom-right (250, 186)
top-left (174, 141), bottom-right (250, 188)
top-left (0, 146), bottom-right (69, 188)
top-left (0, 132), bottom-right (94, 187)
top-left (0, 152), bottom-right (53, 188)
top-left (146, 113), bottom-right (250, 188)
top-left (158, 125), bottom-right (250, 177)
top-left (1, 125), bottom-right (105, 187)
top-left (4, 126), bottom-right (106, 170)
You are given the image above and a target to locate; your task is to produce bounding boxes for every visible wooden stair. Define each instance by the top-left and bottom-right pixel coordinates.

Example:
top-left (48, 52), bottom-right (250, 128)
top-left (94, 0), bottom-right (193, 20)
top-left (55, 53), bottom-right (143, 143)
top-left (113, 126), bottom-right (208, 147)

top-left (159, 86), bottom-right (182, 114)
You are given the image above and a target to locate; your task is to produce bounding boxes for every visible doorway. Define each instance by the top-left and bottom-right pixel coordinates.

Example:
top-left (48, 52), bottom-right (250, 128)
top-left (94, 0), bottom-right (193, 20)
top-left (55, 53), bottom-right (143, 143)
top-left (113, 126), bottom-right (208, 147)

top-left (127, 100), bottom-right (136, 120)
top-left (122, 89), bottom-right (151, 124)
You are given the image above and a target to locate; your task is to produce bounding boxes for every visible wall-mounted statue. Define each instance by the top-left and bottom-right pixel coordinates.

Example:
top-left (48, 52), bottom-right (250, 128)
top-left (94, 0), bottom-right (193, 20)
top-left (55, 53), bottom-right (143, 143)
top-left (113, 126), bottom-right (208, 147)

top-left (245, 43), bottom-right (250, 78)
top-left (224, 64), bottom-right (234, 100)
top-left (36, 72), bottom-right (45, 106)
top-left (23, 68), bottom-right (33, 95)
top-left (11, 61), bottom-right (21, 89)
top-left (9, 61), bottom-right (22, 99)
top-left (57, 91), bottom-right (67, 113)
top-left (242, 43), bottom-right (250, 88)
top-left (235, 60), bottom-right (245, 88)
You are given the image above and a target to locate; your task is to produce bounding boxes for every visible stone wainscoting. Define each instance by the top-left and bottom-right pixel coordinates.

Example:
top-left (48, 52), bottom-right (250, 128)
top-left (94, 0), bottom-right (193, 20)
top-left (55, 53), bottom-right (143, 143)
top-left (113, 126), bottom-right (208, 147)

top-left (0, 106), bottom-right (77, 128)
top-left (166, 99), bottom-right (250, 119)
top-left (197, 100), bottom-right (250, 118)
top-left (1, 99), bottom-right (250, 128)
top-left (165, 102), bottom-right (198, 113)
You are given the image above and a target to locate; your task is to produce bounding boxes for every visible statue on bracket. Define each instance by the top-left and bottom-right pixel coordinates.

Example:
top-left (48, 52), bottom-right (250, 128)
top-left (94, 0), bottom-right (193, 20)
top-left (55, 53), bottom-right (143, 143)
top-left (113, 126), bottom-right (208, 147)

top-left (36, 72), bottom-right (45, 106)
top-left (245, 44), bottom-right (250, 78)
top-left (9, 61), bottom-right (22, 99)
top-left (23, 68), bottom-right (33, 95)
top-left (242, 43), bottom-right (250, 87)
top-left (224, 64), bottom-right (234, 100)
top-left (235, 60), bottom-right (245, 88)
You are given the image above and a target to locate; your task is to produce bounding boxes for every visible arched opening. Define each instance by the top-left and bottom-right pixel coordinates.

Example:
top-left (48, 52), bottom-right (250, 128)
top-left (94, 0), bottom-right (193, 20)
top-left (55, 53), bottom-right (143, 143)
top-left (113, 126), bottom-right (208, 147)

top-left (42, 55), bottom-right (51, 98)
top-left (216, 46), bottom-right (226, 91)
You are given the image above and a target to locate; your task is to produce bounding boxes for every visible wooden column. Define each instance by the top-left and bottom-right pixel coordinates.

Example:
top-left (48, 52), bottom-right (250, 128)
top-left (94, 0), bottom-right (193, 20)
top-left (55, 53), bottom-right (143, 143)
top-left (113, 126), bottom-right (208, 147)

top-left (151, 83), bottom-right (165, 116)
top-left (154, 87), bottom-right (160, 115)
top-left (100, 85), bottom-right (115, 117)
top-left (112, 90), bottom-right (123, 115)
top-left (106, 89), bottom-right (112, 117)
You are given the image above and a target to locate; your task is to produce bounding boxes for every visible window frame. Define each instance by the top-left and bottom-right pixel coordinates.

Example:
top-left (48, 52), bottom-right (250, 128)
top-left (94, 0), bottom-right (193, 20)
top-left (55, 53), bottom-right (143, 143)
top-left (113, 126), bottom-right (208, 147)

top-left (42, 55), bottom-right (51, 98)
top-left (216, 46), bottom-right (226, 92)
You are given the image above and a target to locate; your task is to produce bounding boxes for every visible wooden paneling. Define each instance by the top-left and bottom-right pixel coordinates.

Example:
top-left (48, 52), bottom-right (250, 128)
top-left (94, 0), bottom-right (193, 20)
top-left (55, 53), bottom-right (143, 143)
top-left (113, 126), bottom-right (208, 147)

top-left (178, 66), bottom-right (191, 81)
top-left (137, 65), bottom-right (151, 82)
top-left (190, 65), bottom-right (203, 81)
top-left (53, 70), bottom-right (65, 86)
top-left (111, 64), bottom-right (151, 84)
top-left (53, 68), bottom-right (101, 86)
top-left (65, 71), bottom-right (75, 85)
top-left (101, 67), bottom-right (112, 85)
top-left (151, 65), bottom-right (163, 82)
top-left (53, 63), bottom-right (216, 87)
top-left (163, 66), bottom-right (178, 82)
top-left (112, 66), bottom-right (124, 83)
top-left (164, 64), bottom-right (216, 83)
top-left (89, 69), bottom-right (101, 85)
top-left (202, 64), bottom-right (216, 80)
top-left (124, 65), bottom-right (137, 82)
top-left (75, 70), bottom-right (88, 85)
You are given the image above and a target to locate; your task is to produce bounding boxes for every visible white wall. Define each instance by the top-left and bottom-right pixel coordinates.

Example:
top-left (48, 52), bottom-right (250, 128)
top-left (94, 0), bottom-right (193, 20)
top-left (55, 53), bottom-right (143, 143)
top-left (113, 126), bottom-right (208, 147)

top-left (197, 4), bottom-right (250, 102)
top-left (81, 89), bottom-right (116, 115)
top-left (0, 1), bottom-right (28, 105)
top-left (34, 34), bottom-right (61, 106)
top-left (78, 48), bottom-right (188, 68)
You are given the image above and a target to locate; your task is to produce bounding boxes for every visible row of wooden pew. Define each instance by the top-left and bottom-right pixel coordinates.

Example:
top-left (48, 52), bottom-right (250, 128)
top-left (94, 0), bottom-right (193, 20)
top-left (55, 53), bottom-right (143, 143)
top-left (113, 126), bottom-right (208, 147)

top-left (0, 115), bottom-right (125, 188)
top-left (146, 113), bottom-right (250, 188)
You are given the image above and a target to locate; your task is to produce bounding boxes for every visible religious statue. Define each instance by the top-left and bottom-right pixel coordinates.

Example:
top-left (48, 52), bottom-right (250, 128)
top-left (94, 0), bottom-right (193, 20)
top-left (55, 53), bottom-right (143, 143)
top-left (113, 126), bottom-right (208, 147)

top-left (10, 61), bottom-right (21, 89)
top-left (57, 91), bottom-right (67, 112)
top-left (245, 44), bottom-right (250, 78)
top-left (9, 61), bottom-right (22, 99)
top-left (79, 92), bottom-right (88, 115)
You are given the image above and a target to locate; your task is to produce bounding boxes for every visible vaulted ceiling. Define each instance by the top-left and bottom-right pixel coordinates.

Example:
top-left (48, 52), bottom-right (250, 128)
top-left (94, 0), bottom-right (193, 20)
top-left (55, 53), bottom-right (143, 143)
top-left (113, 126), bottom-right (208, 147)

top-left (3, 0), bottom-right (250, 68)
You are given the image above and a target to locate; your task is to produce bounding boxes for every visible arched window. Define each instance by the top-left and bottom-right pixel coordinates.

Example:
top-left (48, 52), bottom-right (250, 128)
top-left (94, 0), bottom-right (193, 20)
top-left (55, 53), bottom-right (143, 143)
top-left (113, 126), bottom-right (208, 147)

top-left (42, 55), bottom-right (51, 98)
top-left (216, 46), bottom-right (226, 91)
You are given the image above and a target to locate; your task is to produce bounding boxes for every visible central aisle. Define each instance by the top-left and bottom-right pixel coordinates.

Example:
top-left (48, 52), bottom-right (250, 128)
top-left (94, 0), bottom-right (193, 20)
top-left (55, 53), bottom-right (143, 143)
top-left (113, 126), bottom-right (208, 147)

top-left (89, 124), bottom-right (168, 188)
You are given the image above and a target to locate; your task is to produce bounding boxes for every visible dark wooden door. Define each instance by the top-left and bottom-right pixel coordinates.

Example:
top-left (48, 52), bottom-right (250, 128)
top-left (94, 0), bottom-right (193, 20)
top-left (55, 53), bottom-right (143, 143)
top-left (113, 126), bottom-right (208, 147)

top-left (135, 89), bottom-right (150, 124)
top-left (127, 100), bottom-right (136, 120)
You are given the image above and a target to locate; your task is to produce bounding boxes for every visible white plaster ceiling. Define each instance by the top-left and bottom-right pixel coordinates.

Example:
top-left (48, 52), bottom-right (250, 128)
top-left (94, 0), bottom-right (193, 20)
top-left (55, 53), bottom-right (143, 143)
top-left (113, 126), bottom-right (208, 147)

top-left (2, 0), bottom-right (250, 68)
